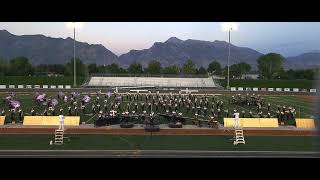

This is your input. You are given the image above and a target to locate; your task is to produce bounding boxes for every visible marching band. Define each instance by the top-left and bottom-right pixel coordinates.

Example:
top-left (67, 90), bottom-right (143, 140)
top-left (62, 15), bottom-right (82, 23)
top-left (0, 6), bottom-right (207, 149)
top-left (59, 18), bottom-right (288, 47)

top-left (0, 91), bottom-right (298, 126)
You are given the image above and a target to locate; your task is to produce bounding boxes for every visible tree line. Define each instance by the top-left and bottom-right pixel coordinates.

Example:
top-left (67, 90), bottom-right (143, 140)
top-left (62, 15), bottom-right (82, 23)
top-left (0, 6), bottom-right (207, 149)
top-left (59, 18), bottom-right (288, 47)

top-left (0, 54), bottom-right (319, 80)
top-left (256, 53), bottom-right (319, 80)
top-left (0, 57), bottom-right (85, 77)
top-left (88, 60), bottom-right (210, 76)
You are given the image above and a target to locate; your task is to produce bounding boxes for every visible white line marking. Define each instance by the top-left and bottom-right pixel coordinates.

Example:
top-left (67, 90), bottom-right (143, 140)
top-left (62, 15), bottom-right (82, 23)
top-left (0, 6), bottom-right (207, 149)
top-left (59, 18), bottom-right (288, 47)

top-left (0, 155), bottom-right (317, 158)
top-left (0, 150), bottom-right (318, 154)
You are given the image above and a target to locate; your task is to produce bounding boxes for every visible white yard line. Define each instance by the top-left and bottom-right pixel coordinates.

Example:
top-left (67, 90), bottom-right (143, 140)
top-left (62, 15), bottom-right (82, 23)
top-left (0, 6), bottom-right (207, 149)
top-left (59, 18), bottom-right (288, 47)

top-left (0, 150), bottom-right (317, 153)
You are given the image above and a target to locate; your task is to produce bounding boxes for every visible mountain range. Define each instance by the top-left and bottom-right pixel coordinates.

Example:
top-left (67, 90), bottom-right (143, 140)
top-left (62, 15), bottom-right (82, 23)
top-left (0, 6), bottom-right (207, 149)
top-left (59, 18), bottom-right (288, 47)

top-left (0, 29), bottom-right (319, 69)
top-left (285, 51), bottom-right (320, 69)
top-left (118, 37), bottom-right (263, 68)
top-left (0, 30), bottom-right (118, 65)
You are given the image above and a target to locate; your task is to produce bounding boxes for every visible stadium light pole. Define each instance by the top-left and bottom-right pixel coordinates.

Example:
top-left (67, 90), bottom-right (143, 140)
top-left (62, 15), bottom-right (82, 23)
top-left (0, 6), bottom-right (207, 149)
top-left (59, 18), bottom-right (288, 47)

top-left (227, 28), bottom-right (231, 89)
top-left (66, 22), bottom-right (84, 87)
top-left (221, 22), bottom-right (239, 89)
top-left (73, 25), bottom-right (76, 87)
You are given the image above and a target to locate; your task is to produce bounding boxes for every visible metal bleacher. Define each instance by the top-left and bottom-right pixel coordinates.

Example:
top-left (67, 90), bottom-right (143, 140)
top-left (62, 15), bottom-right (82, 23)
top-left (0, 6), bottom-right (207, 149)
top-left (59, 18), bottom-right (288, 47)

top-left (87, 76), bottom-right (216, 88)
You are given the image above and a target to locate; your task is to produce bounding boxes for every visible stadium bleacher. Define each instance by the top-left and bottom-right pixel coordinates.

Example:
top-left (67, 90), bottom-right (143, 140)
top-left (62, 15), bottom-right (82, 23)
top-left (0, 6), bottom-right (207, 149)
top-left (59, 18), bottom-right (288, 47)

top-left (87, 76), bottom-right (216, 88)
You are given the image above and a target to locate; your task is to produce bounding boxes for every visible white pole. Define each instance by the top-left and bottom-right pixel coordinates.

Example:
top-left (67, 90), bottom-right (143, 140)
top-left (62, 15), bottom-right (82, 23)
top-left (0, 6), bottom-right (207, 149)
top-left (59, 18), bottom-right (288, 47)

top-left (74, 26), bottom-right (76, 87)
top-left (227, 28), bottom-right (231, 89)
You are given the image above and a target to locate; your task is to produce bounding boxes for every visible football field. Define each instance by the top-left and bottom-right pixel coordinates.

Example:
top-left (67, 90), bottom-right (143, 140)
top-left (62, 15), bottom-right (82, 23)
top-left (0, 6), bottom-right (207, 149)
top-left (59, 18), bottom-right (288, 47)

top-left (0, 92), bottom-right (315, 125)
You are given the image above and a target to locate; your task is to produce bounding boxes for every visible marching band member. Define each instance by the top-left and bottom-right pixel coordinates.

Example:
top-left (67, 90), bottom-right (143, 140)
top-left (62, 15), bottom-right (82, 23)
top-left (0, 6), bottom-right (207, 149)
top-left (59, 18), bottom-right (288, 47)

top-left (58, 114), bottom-right (64, 130)
top-left (68, 106), bottom-right (72, 116)
top-left (81, 104), bottom-right (86, 114)
top-left (233, 110), bottom-right (240, 129)
top-left (267, 112), bottom-right (271, 118)
top-left (43, 108), bottom-right (48, 116)
top-left (91, 104), bottom-right (96, 114)
top-left (30, 108), bottom-right (35, 116)
top-left (1, 109), bottom-right (5, 116)
top-left (241, 110), bottom-right (245, 118)
top-left (18, 109), bottom-right (23, 123)
top-left (225, 109), bottom-right (229, 117)
top-left (97, 103), bottom-right (101, 111)
top-left (74, 106), bottom-right (78, 116)
top-left (52, 107), bottom-right (55, 116)
top-left (249, 110), bottom-right (253, 118)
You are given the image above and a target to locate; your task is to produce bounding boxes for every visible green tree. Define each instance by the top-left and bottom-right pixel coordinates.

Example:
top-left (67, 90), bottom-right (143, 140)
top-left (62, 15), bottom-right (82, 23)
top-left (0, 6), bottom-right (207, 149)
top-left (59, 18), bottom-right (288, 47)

top-left (282, 68), bottom-right (317, 80)
top-left (118, 67), bottom-right (128, 74)
top-left (146, 60), bottom-right (161, 74)
top-left (286, 69), bottom-right (296, 80)
top-left (229, 64), bottom-right (242, 78)
top-left (56, 64), bottom-right (67, 75)
top-left (295, 69), bottom-right (314, 80)
top-left (88, 64), bottom-right (98, 74)
top-left (182, 60), bottom-right (197, 75)
top-left (207, 61), bottom-right (222, 75)
top-left (238, 62), bottom-right (251, 75)
top-left (304, 69), bottom-right (315, 80)
top-left (197, 66), bottom-right (207, 75)
top-left (65, 58), bottom-right (86, 77)
top-left (162, 65), bottom-right (180, 74)
top-left (106, 63), bottom-right (121, 74)
top-left (47, 64), bottom-right (66, 75)
top-left (257, 53), bottom-right (285, 79)
top-left (9, 56), bottom-right (34, 76)
top-left (313, 68), bottom-right (320, 80)
top-left (0, 58), bottom-right (9, 76)
top-left (35, 64), bottom-right (48, 75)
top-left (96, 65), bottom-right (106, 74)
top-left (128, 63), bottom-right (143, 74)
top-left (278, 68), bottom-right (288, 79)
top-left (222, 62), bottom-right (251, 79)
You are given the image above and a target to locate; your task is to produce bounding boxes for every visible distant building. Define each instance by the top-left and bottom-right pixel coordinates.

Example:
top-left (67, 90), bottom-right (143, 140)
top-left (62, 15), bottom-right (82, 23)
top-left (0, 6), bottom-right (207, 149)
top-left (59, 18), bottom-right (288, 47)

top-left (241, 73), bottom-right (259, 79)
top-left (34, 72), bottom-right (64, 77)
top-left (47, 73), bottom-right (64, 77)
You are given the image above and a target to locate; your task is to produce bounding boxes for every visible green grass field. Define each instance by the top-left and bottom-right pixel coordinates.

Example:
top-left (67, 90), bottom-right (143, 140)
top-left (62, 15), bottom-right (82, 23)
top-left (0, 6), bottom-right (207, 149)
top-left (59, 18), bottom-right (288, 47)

top-left (0, 76), bottom-right (86, 86)
top-left (0, 134), bottom-right (318, 151)
top-left (0, 93), bottom-right (315, 125)
top-left (218, 79), bottom-right (316, 89)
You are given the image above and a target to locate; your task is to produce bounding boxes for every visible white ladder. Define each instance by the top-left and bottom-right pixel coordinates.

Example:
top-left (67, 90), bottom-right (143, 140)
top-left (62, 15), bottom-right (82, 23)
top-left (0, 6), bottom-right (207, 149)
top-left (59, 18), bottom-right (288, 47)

top-left (54, 129), bottom-right (64, 145)
top-left (233, 128), bottom-right (245, 145)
